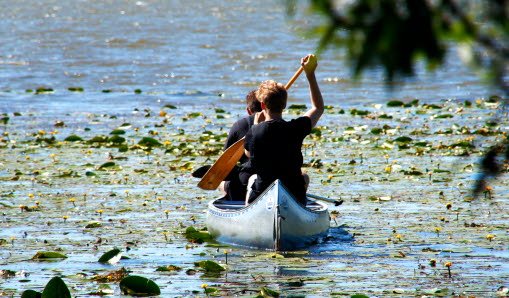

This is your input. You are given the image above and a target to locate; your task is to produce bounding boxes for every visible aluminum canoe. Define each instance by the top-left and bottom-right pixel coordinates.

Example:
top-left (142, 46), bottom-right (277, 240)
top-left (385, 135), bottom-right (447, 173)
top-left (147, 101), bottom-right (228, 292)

top-left (206, 179), bottom-right (330, 250)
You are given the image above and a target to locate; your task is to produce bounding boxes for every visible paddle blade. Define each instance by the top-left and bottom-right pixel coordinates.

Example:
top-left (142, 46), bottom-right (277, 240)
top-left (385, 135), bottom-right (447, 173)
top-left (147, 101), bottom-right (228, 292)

top-left (192, 165), bottom-right (211, 178)
top-left (198, 138), bottom-right (245, 190)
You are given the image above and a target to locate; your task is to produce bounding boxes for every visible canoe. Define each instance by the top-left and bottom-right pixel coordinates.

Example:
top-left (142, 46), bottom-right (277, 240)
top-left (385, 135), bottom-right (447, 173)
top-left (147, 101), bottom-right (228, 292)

top-left (206, 179), bottom-right (330, 250)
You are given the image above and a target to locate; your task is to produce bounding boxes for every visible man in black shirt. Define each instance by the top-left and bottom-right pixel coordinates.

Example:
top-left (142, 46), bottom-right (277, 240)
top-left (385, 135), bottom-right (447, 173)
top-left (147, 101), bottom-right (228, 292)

top-left (244, 54), bottom-right (324, 205)
top-left (222, 90), bottom-right (260, 163)
top-left (220, 90), bottom-right (262, 200)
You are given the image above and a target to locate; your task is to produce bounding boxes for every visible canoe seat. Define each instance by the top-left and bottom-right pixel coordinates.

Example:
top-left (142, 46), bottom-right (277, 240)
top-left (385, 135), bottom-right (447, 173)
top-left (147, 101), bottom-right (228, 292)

top-left (306, 200), bottom-right (325, 211)
top-left (213, 200), bottom-right (246, 210)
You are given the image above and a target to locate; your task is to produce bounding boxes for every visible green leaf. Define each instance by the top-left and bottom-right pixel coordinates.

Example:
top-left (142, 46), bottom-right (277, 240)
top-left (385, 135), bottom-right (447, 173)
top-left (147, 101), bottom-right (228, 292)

top-left (21, 289), bottom-right (42, 298)
top-left (387, 100), bottom-right (404, 107)
top-left (110, 129), bottom-right (126, 135)
top-left (41, 276), bottom-right (71, 298)
top-left (97, 161), bottom-right (116, 170)
top-left (119, 275), bottom-right (161, 296)
top-left (260, 287), bottom-right (280, 297)
top-left (98, 248), bottom-right (122, 264)
top-left (85, 222), bottom-right (103, 228)
top-left (156, 265), bottom-right (182, 272)
top-left (138, 137), bottom-right (162, 147)
top-left (67, 87), bottom-right (84, 92)
top-left (108, 135), bottom-right (126, 144)
top-left (435, 114), bottom-right (453, 119)
top-left (350, 109), bottom-right (369, 116)
top-left (88, 136), bottom-right (108, 143)
top-left (371, 127), bottom-right (383, 135)
top-left (64, 135), bottom-right (83, 142)
top-left (195, 260), bottom-right (225, 272)
top-left (288, 104), bottom-right (307, 110)
top-left (204, 287), bottom-right (218, 294)
top-left (394, 136), bottom-right (413, 143)
top-left (32, 251), bottom-right (68, 259)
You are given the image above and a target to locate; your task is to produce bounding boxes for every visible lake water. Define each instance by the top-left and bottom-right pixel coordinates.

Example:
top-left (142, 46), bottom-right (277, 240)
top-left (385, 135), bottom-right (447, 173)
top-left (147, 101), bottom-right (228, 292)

top-left (1, 1), bottom-right (508, 297)
top-left (0, 0), bottom-right (496, 111)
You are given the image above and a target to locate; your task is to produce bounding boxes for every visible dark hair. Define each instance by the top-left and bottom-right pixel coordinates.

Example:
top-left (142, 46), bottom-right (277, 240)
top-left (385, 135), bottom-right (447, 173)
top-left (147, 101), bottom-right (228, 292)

top-left (246, 90), bottom-right (262, 113)
top-left (256, 80), bottom-right (287, 113)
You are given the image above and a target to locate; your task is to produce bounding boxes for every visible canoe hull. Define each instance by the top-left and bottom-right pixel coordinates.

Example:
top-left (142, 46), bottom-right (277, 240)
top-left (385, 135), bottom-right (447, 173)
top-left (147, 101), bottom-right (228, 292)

top-left (206, 180), bottom-right (330, 250)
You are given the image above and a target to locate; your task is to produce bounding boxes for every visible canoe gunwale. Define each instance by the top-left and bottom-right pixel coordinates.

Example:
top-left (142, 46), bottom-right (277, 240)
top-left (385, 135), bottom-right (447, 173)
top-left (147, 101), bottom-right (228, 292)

top-left (209, 180), bottom-right (328, 215)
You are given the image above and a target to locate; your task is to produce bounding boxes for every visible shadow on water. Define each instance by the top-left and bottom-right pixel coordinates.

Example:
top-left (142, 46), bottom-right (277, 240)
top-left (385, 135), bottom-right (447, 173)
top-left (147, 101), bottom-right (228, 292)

top-left (309, 226), bottom-right (355, 254)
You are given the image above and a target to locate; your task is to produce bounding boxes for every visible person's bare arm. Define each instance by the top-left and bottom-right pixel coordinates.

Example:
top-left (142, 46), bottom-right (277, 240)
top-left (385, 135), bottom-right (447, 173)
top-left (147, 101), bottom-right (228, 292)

top-left (301, 54), bottom-right (324, 128)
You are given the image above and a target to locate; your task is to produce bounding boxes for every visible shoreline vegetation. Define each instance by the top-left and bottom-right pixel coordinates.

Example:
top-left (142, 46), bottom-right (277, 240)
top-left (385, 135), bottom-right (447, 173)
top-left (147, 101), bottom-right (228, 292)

top-left (0, 91), bottom-right (508, 297)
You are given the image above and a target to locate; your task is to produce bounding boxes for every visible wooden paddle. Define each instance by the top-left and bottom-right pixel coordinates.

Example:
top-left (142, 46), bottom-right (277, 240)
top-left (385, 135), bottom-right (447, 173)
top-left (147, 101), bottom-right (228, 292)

top-left (198, 66), bottom-right (304, 190)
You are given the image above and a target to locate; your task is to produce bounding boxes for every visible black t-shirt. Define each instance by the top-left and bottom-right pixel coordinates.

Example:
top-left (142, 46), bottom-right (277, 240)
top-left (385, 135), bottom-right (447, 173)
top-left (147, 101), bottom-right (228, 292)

top-left (224, 114), bottom-right (255, 165)
top-left (244, 116), bottom-right (312, 202)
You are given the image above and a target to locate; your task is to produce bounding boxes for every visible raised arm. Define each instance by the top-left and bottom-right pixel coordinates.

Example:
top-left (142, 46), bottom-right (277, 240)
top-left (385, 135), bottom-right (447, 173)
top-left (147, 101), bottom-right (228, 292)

top-left (301, 54), bottom-right (324, 128)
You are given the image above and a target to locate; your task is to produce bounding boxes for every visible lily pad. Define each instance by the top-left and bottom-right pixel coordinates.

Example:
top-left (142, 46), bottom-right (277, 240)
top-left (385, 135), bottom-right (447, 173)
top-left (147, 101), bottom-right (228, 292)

top-left (185, 226), bottom-right (213, 243)
top-left (138, 137), bottom-right (162, 147)
top-left (98, 248), bottom-right (122, 264)
top-left (21, 289), bottom-right (42, 298)
top-left (108, 135), bottom-right (126, 144)
top-left (119, 275), bottom-right (161, 296)
top-left (156, 265), bottom-right (182, 272)
top-left (387, 100), bottom-right (404, 107)
top-left (110, 129), bottom-right (126, 135)
top-left (260, 287), bottom-right (280, 297)
top-left (88, 136), bottom-right (108, 143)
top-left (195, 260), bottom-right (225, 272)
top-left (64, 135), bottom-right (83, 142)
top-left (32, 251), bottom-right (68, 259)
top-left (41, 276), bottom-right (71, 298)
top-left (85, 222), bottom-right (103, 228)
top-left (394, 136), bottom-right (413, 143)
top-left (288, 104), bottom-right (307, 110)
top-left (97, 161), bottom-right (117, 170)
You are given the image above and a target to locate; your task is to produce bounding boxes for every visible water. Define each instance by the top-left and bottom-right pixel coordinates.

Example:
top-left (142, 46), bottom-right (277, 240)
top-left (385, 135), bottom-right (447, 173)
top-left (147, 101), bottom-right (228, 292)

top-left (0, 0), bottom-right (495, 111)
top-left (1, 1), bottom-right (508, 297)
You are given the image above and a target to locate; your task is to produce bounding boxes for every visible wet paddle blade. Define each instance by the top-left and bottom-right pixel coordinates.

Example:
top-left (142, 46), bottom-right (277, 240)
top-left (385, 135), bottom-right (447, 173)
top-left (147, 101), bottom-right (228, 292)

top-left (198, 138), bottom-right (245, 190)
top-left (192, 165), bottom-right (211, 178)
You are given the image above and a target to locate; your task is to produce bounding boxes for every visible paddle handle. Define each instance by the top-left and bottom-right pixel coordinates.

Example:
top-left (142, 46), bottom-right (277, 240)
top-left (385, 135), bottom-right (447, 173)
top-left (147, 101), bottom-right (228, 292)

top-left (307, 193), bottom-right (343, 206)
top-left (285, 66), bottom-right (304, 90)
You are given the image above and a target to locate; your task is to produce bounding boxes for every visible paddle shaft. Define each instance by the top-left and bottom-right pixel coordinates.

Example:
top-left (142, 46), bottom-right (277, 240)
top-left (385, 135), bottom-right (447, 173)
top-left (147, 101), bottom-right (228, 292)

top-left (285, 66), bottom-right (303, 89)
top-left (306, 193), bottom-right (343, 206)
top-left (198, 65), bottom-right (304, 190)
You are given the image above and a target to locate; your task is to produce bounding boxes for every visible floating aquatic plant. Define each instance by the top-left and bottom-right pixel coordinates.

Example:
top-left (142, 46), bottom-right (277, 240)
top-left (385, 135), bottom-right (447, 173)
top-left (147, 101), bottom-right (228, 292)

top-left (288, 104), bottom-right (307, 110)
top-left (194, 260), bottom-right (225, 273)
top-left (64, 135), bottom-right (83, 142)
top-left (91, 267), bottom-right (129, 282)
top-left (156, 265), bottom-right (182, 272)
top-left (260, 287), bottom-right (280, 297)
top-left (185, 226), bottom-right (213, 244)
top-left (67, 87), bottom-right (84, 92)
top-left (98, 248), bottom-right (122, 264)
top-left (32, 251), bottom-right (68, 260)
top-left (41, 276), bottom-right (71, 298)
top-left (119, 275), bottom-right (160, 296)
